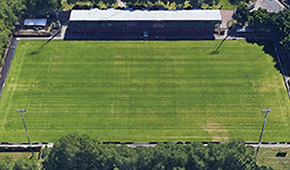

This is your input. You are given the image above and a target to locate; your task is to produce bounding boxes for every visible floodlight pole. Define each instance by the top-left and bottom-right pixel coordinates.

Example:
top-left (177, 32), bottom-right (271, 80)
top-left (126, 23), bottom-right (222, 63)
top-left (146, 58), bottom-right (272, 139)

top-left (16, 109), bottom-right (34, 159)
top-left (256, 108), bottom-right (271, 156)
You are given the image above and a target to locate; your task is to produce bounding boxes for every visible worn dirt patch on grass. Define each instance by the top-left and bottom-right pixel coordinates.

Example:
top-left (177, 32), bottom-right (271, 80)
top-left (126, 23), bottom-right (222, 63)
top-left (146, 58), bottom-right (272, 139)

top-left (202, 120), bottom-right (229, 141)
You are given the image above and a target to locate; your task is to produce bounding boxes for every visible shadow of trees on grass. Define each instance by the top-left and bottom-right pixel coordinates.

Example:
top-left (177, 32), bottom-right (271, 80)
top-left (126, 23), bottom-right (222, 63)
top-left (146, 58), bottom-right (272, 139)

top-left (246, 38), bottom-right (283, 75)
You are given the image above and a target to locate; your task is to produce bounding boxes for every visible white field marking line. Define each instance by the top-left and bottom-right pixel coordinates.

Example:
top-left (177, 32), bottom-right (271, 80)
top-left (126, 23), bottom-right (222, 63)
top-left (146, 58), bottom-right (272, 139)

top-left (2, 143), bottom-right (290, 149)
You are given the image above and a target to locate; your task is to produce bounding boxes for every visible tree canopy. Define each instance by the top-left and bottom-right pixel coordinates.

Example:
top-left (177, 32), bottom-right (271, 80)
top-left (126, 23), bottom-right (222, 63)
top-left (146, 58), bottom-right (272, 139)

top-left (40, 133), bottom-right (271, 170)
top-left (0, 133), bottom-right (274, 170)
top-left (13, 157), bottom-right (41, 170)
top-left (64, 0), bottom-right (220, 9)
top-left (0, 157), bottom-right (13, 170)
top-left (233, 5), bottom-right (290, 54)
top-left (233, 3), bottom-right (250, 25)
top-left (0, 0), bottom-right (17, 66)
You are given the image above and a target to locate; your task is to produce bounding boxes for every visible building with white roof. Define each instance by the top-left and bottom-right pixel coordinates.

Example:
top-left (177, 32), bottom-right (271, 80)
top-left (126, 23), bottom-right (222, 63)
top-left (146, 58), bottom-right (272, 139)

top-left (66, 9), bottom-right (222, 40)
top-left (24, 19), bottom-right (47, 26)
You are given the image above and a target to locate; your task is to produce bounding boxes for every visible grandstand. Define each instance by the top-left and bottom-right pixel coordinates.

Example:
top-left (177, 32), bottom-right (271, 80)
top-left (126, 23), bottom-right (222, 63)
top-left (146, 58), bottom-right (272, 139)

top-left (65, 9), bottom-right (222, 40)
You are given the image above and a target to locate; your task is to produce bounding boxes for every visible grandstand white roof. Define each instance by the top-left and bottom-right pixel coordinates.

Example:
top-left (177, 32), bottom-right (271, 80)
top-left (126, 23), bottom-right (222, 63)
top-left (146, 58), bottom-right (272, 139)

top-left (24, 19), bottom-right (47, 26)
top-left (70, 9), bottom-right (222, 21)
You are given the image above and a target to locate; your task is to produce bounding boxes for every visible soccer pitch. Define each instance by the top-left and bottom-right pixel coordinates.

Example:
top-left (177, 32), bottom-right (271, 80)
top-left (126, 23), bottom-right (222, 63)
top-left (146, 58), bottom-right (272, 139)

top-left (0, 40), bottom-right (289, 142)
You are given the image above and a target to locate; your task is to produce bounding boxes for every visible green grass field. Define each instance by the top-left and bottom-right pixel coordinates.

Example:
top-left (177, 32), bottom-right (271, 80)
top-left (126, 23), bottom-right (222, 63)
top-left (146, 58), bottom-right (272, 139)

top-left (0, 40), bottom-right (289, 142)
top-left (0, 152), bottom-right (39, 161)
top-left (257, 148), bottom-right (290, 170)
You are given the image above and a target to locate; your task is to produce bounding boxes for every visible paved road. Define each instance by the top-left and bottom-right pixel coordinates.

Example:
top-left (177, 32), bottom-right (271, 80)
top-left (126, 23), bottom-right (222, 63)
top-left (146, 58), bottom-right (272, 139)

top-left (262, 0), bottom-right (285, 13)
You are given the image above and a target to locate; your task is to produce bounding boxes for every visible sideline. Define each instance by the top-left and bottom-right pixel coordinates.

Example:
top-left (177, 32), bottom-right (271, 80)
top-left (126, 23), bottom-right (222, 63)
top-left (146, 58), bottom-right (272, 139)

top-left (0, 141), bottom-right (290, 152)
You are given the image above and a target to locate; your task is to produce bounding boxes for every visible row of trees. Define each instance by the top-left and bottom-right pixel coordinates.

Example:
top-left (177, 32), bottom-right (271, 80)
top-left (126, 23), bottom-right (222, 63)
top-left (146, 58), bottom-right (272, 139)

top-left (0, 134), bottom-right (273, 170)
top-left (6, 0), bottom-right (61, 18)
top-left (67, 0), bottom-right (222, 9)
top-left (233, 4), bottom-right (290, 53)
top-left (0, 1), bottom-right (17, 66)
top-left (6, 133), bottom-right (269, 170)
top-left (0, 133), bottom-right (274, 170)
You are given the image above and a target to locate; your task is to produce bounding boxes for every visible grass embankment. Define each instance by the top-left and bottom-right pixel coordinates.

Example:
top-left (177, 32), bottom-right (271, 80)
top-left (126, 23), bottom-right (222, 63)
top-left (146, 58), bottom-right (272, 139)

top-left (257, 148), bottom-right (290, 170)
top-left (0, 152), bottom-right (39, 161)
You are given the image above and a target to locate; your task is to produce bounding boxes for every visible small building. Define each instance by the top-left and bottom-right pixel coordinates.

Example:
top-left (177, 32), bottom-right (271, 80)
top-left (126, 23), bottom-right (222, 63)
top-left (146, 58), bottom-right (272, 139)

top-left (14, 19), bottom-right (50, 37)
top-left (65, 9), bottom-right (222, 40)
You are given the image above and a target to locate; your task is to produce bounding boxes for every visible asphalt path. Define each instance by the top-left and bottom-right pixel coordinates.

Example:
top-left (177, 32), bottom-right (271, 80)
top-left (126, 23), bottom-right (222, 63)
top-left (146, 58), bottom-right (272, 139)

top-left (268, 35), bottom-right (290, 99)
top-left (0, 37), bottom-right (17, 99)
top-left (262, 0), bottom-right (285, 13)
top-left (1, 142), bottom-right (290, 150)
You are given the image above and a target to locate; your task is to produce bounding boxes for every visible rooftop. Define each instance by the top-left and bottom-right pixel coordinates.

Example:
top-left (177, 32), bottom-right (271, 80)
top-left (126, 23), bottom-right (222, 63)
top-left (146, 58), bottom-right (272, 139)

top-left (24, 19), bottom-right (47, 26)
top-left (70, 9), bottom-right (222, 21)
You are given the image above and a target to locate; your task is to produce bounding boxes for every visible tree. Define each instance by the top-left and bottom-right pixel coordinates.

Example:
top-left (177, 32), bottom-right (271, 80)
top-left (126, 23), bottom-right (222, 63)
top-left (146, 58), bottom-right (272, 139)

top-left (23, 0), bottom-right (61, 16)
top-left (0, 0), bottom-right (17, 60)
top-left (229, 0), bottom-right (248, 5)
top-left (0, 29), bottom-right (11, 57)
top-left (0, 1), bottom-right (17, 31)
top-left (183, 1), bottom-right (193, 9)
top-left (135, 146), bottom-right (155, 169)
top-left (43, 134), bottom-right (267, 170)
top-left (67, 0), bottom-right (78, 4)
top-left (185, 142), bottom-right (207, 170)
top-left (114, 145), bottom-right (138, 170)
top-left (222, 139), bottom-right (258, 170)
top-left (246, 6), bottom-right (290, 60)
top-left (276, 10), bottom-right (290, 38)
top-left (205, 143), bottom-right (226, 170)
top-left (13, 157), bottom-right (40, 170)
top-left (6, 0), bottom-right (27, 18)
top-left (189, 0), bottom-right (204, 8)
top-left (0, 157), bottom-right (13, 170)
top-left (151, 143), bottom-right (188, 169)
top-left (233, 3), bottom-right (250, 25)
top-left (249, 8), bottom-right (269, 32)
top-left (203, 0), bottom-right (216, 6)
top-left (281, 34), bottom-right (290, 52)
top-left (43, 133), bottom-right (100, 170)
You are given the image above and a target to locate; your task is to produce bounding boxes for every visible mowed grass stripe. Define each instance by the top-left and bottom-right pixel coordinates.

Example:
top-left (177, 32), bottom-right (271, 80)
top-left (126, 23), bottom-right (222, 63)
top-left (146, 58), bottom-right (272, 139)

top-left (0, 40), bottom-right (289, 142)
